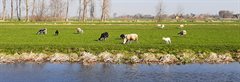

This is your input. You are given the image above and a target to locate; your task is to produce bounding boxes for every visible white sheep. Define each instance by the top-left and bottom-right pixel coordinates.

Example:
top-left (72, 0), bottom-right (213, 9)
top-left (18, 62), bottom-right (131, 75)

top-left (162, 37), bottom-right (171, 44)
top-left (122, 34), bottom-right (138, 44)
top-left (157, 24), bottom-right (165, 29)
top-left (178, 30), bottom-right (187, 36)
top-left (76, 28), bottom-right (84, 34)
top-left (179, 24), bottom-right (184, 28)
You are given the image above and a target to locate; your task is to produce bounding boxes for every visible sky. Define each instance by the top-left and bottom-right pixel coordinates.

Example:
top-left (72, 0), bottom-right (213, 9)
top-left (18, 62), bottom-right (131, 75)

top-left (71, 0), bottom-right (240, 17)
top-left (0, 0), bottom-right (239, 18)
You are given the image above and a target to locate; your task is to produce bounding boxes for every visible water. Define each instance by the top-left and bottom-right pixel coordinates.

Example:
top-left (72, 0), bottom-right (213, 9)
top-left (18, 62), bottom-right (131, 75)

top-left (0, 63), bottom-right (240, 82)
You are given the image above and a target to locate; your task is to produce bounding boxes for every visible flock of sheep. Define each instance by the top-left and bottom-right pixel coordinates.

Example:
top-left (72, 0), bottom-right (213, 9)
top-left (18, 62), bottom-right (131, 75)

top-left (36, 24), bottom-right (187, 44)
top-left (158, 24), bottom-right (187, 44)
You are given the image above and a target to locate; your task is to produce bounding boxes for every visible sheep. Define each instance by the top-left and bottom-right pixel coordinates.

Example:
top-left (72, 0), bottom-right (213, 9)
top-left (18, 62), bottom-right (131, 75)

top-left (122, 33), bottom-right (138, 44)
top-left (76, 28), bottom-right (84, 34)
top-left (157, 24), bottom-right (165, 29)
top-left (36, 28), bottom-right (47, 35)
top-left (179, 24), bottom-right (184, 28)
top-left (162, 37), bottom-right (171, 44)
top-left (55, 30), bottom-right (59, 36)
top-left (178, 30), bottom-right (187, 36)
top-left (98, 32), bottom-right (109, 41)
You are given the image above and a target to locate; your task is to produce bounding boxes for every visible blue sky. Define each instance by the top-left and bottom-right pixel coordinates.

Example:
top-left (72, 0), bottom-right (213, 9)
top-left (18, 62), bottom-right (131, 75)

top-left (70, 0), bottom-right (240, 17)
top-left (0, 0), bottom-right (239, 17)
top-left (110, 0), bottom-right (240, 15)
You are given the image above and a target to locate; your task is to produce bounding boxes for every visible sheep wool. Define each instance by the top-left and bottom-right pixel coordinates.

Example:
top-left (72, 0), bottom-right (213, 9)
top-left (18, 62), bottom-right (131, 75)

top-left (162, 37), bottom-right (171, 44)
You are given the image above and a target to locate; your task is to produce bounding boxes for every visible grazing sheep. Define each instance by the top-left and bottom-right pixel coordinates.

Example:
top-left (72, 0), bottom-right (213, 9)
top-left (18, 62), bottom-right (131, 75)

top-left (36, 28), bottom-right (47, 35)
top-left (179, 24), bottom-right (184, 28)
top-left (162, 37), bottom-right (171, 44)
top-left (98, 32), bottom-right (109, 41)
top-left (122, 33), bottom-right (138, 44)
top-left (178, 30), bottom-right (187, 36)
top-left (76, 28), bottom-right (84, 34)
top-left (55, 30), bottom-right (59, 36)
top-left (157, 24), bottom-right (165, 29)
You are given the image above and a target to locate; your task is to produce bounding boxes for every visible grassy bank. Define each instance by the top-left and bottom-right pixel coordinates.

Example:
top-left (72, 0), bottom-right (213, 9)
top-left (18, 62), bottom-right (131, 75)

top-left (0, 24), bottom-right (239, 64)
top-left (0, 24), bottom-right (239, 53)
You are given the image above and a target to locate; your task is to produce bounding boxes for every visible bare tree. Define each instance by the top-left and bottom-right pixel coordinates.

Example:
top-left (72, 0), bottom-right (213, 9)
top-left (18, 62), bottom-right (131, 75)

top-left (25, 0), bottom-right (29, 22)
top-left (65, 0), bottom-right (70, 22)
top-left (19, 0), bottom-right (22, 21)
top-left (2, 0), bottom-right (6, 21)
top-left (50, 0), bottom-right (66, 21)
top-left (11, 0), bottom-right (14, 20)
top-left (16, 0), bottom-right (20, 21)
top-left (101, 0), bottom-right (110, 22)
top-left (156, 0), bottom-right (164, 22)
top-left (176, 5), bottom-right (184, 17)
top-left (31, 0), bottom-right (36, 17)
top-left (219, 10), bottom-right (234, 18)
top-left (90, 0), bottom-right (95, 21)
top-left (176, 5), bottom-right (184, 22)
top-left (78, 0), bottom-right (82, 21)
top-left (34, 0), bottom-right (48, 21)
top-left (82, 0), bottom-right (89, 22)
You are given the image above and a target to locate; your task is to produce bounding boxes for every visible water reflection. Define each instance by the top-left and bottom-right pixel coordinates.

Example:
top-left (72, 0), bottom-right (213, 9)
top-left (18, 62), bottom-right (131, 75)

top-left (0, 63), bottom-right (240, 82)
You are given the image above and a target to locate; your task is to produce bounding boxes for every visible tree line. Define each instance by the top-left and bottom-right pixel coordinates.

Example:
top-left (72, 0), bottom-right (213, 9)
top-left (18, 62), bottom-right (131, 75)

top-left (0, 0), bottom-right (110, 22)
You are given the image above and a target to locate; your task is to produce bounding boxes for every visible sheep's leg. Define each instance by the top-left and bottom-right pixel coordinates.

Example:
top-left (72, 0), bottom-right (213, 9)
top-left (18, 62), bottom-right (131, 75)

top-left (123, 38), bottom-right (127, 44)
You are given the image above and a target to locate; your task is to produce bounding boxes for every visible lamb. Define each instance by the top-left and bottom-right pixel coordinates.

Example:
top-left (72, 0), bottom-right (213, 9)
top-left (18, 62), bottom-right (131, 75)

top-left (162, 37), bottom-right (171, 44)
top-left (98, 32), bottom-right (109, 41)
top-left (122, 33), bottom-right (138, 44)
top-left (36, 28), bottom-right (47, 35)
top-left (178, 30), bottom-right (187, 36)
top-left (76, 28), bottom-right (84, 34)
top-left (157, 24), bottom-right (165, 29)
top-left (179, 24), bottom-right (184, 28)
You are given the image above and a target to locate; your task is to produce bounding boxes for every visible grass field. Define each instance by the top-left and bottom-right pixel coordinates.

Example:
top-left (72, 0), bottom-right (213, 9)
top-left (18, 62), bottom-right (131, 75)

top-left (0, 24), bottom-right (239, 53)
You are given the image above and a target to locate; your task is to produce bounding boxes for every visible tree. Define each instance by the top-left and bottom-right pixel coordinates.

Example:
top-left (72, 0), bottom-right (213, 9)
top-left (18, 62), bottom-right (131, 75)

top-left (34, 0), bottom-right (48, 21)
top-left (219, 10), bottom-right (233, 18)
top-left (11, 0), bottom-right (14, 20)
top-left (19, 0), bottom-right (22, 21)
top-left (89, 0), bottom-right (95, 21)
top-left (82, 0), bottom-right (89, 22)
top-left (176, 5), bottom-right (184, 22)
top-left (101, 0), bottom-right (110, 22)
top-left (2, 0), bottom-right (6, 21)
top-left (25, 0), bottom-right (29, 22)
top-left (155, 0), bottom-right (164, 22)
top-left (65, 0), bottom-right (70, 22)
top-left (78, 0), bottom-right (82, 21)
top-left (50, 0), bottom-right (66, 21)
top-left (31, 0), bottom-right (36, 17)
top-left (16, 0), bottom-right (19, 21)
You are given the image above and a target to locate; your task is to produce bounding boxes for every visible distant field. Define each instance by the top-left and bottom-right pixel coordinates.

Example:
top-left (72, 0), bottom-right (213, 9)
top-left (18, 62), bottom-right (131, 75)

top-left (0, 24), bottom-right (239, 53)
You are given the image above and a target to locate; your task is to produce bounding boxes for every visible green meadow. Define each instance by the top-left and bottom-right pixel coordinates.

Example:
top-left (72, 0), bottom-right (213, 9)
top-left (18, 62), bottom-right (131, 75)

top-left (0, 24), bottom-right (239, 53)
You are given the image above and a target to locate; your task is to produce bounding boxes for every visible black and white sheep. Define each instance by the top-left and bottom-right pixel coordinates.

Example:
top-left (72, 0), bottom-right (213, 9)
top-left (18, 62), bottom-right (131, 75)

top-left (98, 32), bottom-right (109, 41)
top-left (178, 30), bottom-right (187, 36)
top-left (36, 28), bottom-right (47, 35)
top-left (121, 34), bottom-right (138, 44)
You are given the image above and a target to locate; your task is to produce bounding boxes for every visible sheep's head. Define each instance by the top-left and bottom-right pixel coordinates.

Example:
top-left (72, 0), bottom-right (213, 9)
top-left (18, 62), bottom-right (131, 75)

top-left (120, 34), bottom-right (125, 39)
top-left (162, 37), bottom-right (166, 40)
